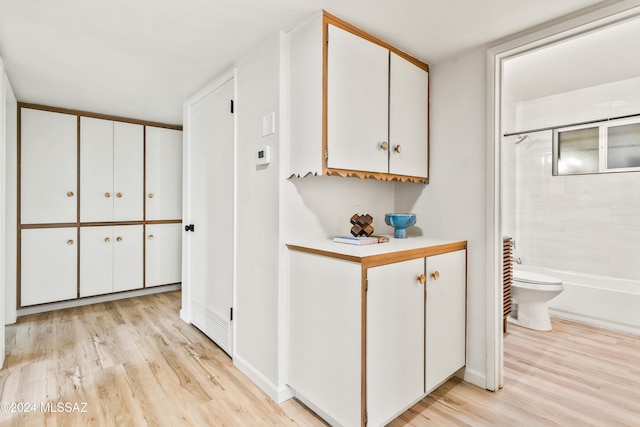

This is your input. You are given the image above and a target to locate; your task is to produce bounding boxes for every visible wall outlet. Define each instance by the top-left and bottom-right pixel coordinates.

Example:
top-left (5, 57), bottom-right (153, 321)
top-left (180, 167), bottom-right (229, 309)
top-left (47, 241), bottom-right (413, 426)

top-left (262, 112), bottom-right (275, 136)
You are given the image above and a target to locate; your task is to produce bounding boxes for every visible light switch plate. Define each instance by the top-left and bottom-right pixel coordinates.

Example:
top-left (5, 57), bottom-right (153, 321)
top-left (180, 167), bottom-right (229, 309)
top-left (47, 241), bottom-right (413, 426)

top-left (262, 112), bottom-right (275, 136)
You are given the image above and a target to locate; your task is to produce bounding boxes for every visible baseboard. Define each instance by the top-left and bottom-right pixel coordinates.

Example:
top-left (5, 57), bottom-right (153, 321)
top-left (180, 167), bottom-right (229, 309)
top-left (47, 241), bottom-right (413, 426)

top-left (462, 367), bottom-right (487, 390)
top-left (549, 309), bottom-right (640, 336)
top-left (233, 354), bottom-right (294, 403)
top-left (17, 284), bottom-right (181, 316)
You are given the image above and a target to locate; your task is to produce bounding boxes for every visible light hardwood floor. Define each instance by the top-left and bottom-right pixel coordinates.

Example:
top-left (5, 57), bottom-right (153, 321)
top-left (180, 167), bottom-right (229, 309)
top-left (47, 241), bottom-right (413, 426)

top-left (1, 291), bottom-right (638, 426)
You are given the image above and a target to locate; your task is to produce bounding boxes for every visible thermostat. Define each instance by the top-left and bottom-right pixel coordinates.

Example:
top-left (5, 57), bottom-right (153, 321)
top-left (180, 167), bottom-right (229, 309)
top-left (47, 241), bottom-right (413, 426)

top-left (257, 145), bottom-right (271, 166)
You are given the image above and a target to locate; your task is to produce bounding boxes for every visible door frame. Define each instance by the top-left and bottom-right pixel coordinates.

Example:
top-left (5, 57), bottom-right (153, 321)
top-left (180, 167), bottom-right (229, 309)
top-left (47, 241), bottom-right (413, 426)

top-left (486, 1), bottom-right (640, 390)
top-left (181, 69), bottom-right (238, 357)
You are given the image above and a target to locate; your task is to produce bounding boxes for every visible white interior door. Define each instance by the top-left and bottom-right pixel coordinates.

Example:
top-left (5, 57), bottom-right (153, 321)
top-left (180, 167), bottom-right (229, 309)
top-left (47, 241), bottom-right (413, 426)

top-left (184, 75), bottom-right (235, 356)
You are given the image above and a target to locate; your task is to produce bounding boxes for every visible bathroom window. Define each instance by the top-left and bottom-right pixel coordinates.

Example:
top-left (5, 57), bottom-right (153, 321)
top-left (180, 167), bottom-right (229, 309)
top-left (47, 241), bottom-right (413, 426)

top-left (553, 117), bottom-right (640, 175)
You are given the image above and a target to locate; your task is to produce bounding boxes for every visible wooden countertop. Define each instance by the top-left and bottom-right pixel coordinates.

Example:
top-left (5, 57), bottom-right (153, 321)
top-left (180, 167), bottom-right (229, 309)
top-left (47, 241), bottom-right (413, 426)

top-left (287, 237), bottom-right (467, 268)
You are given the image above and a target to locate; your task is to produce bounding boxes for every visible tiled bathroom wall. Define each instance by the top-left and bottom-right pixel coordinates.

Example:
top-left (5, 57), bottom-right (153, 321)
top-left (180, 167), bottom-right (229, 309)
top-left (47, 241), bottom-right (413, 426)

top-left (514, 77), bottom-right (640, 281)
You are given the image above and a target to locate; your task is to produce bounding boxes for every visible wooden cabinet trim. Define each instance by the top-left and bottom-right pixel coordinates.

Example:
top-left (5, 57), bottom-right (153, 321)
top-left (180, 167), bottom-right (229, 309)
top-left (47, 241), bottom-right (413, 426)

top-left (286, 241), bottom-right (467, 270)
top-left (18, 102), bottom-right (182, 130)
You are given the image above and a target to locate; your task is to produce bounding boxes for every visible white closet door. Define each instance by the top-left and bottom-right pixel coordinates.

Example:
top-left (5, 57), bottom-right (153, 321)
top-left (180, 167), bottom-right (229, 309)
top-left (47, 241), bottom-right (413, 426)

top-left (21, 227), bottom-right (77, 305)
top-left (145, 223), bottom-right (181, 287)
top-left (113, 122), bottom-right (143, 221)
top-left (146, 127), bottom-right (182, 221)
top-left (112, 225), bottom-right (143, 292)
top-left (327, 24), bottom-right (389, 173)
top-left (184, 76), bottom-right (234, 355)
top-left (80, 117), bottom-right (114, 222)
top-left (80, 226), bottom-right (114, 297)
top-left (389, 52), bottom-right (429, 178)
top-left (21, 109), bottom-right (77, 224)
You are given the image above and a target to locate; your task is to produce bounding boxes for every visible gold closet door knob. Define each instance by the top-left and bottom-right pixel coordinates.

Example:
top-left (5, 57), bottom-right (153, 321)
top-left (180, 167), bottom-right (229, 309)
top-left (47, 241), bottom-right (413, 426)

top-left (105, 192), bottom-right (111, 198)
top-left (380, 141), bottom-right (389, 151)
top-left (148, 235), bottom-right (154, 240)
top-left (116, 192), bottom-right (123, 198)
top-left (116, 236), bottom-right (123, 242)
top-left (67, 191), bottom-right (74, 197)
top-left (148, 193), bottom-right (154, 199)
top-left (67, 239), bottom-right (74, 245)
top-left (418, 274), bottom-right (426, 285)
top-left (431, 271), bottom-right (440, 280)
top-left (104, 237), bottom-right (111, 243)
top-left (394, 145), bottom-right (402, 153)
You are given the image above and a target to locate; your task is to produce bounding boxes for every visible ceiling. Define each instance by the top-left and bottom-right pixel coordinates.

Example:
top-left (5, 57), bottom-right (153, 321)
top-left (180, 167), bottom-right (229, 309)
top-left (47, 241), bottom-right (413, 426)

top-left (0, 0), bottom-right (615, 124)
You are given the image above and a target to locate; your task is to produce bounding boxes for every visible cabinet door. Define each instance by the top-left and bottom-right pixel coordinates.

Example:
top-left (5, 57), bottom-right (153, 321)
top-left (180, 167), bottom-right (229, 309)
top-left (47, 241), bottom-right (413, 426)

top-left (327, 24), bottom-right (389, 173)
top-left (367, 258), bottom-right (425, 426)
top-left (146, 127), bottom-right (182, 220)
top-left (389, 52), bottom-right (429, 178)
top-left (426, 250), bottom-right (466, 393)
top-left (113, 122), bottom-right (143, 221)
top-left (145, 223), bottom-right (181, 287)
top-left (21, 227), bottom-right (77, 306)
top-left (80, 226), bottom-right (114, 297)
top-left (21, 109), bottom-right (77, 224)
top-left (112, 225), bottom-right (143, 292)
top-left (80, 117), bottom-right (114, 222)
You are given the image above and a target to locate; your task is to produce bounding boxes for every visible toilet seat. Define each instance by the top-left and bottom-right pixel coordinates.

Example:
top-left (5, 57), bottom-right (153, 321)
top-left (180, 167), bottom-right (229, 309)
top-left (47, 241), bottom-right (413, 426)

top-left (513, 270), bottom-right (562, 286)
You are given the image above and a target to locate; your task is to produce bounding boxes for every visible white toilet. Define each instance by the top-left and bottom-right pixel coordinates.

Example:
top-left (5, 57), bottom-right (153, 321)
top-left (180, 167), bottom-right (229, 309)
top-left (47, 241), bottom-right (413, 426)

top-left (509, 269), bottom-right (564, 331)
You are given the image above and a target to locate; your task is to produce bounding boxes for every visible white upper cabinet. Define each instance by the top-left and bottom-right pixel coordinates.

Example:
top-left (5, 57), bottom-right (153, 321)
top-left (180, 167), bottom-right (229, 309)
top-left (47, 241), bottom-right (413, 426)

top-left (327, 24), bottom-right (389, 174)
top-left (80, 117), bottom-right (143, 222)
top-left (146, 127), bottom-right (182, 220)
top-left (288, 12), bottom-right (429, 183)
top-left (20, 108), bottom-right (77, 224)
top-left (389, 52), bottom-right (429, 178)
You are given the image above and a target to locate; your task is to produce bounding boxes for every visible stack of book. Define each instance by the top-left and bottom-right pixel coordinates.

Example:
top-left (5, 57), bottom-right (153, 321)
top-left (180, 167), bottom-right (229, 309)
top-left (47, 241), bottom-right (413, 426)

top-left (333, 235), bottom-right (390, 245)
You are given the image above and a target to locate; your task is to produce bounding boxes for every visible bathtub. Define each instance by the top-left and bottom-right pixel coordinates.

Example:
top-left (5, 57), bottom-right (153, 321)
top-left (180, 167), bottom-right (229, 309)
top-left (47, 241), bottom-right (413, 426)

top-left (514, 265), bottom-right (640, 336)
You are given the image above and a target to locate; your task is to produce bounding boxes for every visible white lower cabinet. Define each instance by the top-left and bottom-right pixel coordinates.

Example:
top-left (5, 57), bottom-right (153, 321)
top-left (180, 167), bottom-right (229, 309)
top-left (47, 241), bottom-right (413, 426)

top-left (288, 239), bottom-right (467, 427)
top-left (145, 223), bottom-right (182, 287)
top-left (21, 227), bottom-right (78, 306)
top-left (80, 225), bottom-right (143, 297)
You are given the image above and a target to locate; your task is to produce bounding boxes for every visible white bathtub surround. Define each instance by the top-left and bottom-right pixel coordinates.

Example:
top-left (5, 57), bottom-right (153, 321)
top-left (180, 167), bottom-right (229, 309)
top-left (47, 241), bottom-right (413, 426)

top-left (515, 265), bottom-right (640, 336)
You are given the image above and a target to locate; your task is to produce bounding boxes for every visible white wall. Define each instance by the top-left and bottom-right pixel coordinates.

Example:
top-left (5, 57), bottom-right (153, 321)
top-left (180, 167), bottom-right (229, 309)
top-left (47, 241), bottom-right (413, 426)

top-left (395, 47), bottom-right (489, 387)
top-left (4, 72), bottom-right (17, 327)
top-left (513, 77), bottom-right (640, 280)
top-left (233, 32), bottom-right (285, 394)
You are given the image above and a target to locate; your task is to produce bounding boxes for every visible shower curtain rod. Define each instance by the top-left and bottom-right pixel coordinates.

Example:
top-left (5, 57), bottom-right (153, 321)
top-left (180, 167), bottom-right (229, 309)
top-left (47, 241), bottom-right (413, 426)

top-left (503, 111), bottom-right (640, 137)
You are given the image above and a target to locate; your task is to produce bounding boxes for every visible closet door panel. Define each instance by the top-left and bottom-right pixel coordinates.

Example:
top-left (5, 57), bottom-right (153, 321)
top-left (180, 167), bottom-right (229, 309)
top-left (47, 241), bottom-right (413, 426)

top-left (145, 223), bottom-right (182, 287)
top-left (21, 227), bottom-right (78, 305)
top-left (80, 226), bottom-right (114, 297)
top-left (113, 225), bottom-right (143, 292)
top-left (21, 109), bottom-right (77, 224)
top-left (146, 127), bottom-right (182, 221)
top-left (80, 117), bottom-right (114, 222)
top-left (113, 122), bottom-right (143, 221)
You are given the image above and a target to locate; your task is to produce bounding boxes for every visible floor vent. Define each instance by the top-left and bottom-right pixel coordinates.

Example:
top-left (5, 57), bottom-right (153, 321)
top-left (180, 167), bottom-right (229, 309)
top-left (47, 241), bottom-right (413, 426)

top-left (191, 300), bottom-right (231, 355)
